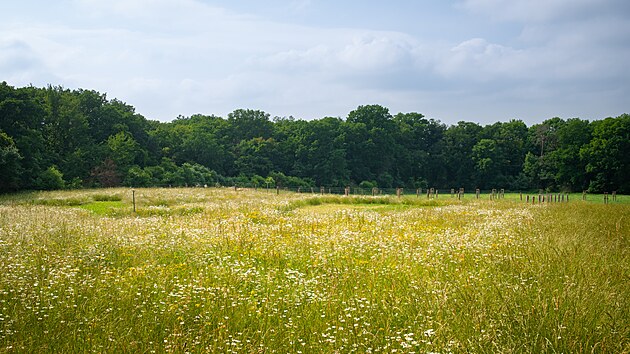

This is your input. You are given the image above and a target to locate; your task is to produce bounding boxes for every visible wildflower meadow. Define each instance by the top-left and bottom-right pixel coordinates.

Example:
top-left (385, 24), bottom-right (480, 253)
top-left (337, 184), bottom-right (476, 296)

top-left (0, 188), bottom-right (628, 353)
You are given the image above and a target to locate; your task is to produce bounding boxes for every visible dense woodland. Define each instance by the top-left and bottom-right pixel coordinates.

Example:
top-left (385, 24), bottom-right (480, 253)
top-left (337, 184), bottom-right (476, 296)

top-left (1, 82), bottom-right (629, 193)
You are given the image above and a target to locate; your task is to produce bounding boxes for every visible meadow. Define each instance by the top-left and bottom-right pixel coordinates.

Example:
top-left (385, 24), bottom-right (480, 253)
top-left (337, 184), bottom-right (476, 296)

top-left (0, 188), bottom-right (628, 353)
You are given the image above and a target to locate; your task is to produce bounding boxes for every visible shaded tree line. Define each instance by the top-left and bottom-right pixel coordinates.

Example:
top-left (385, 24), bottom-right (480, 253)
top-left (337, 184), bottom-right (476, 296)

top-left (1, 82), bottom-right (628, 193)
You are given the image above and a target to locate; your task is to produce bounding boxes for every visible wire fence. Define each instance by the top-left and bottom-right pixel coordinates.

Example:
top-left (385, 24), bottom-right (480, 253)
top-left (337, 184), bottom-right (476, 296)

top-left (218, 186), bottom-right (621, 203)
top-left (123, 183), bottom-right (622, 204)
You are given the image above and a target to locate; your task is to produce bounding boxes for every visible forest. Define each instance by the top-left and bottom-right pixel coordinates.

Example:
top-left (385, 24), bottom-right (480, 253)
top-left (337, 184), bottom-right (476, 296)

top-left (1, 82), bottom-right (628, 193)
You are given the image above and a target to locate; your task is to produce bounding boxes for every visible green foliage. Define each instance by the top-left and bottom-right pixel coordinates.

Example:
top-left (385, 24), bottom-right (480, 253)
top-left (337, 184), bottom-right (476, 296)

top-left (36, 166), bottom-right (66, 190)
top-left (107, 131), bottom-right (144, 173)
top-left (581, 114), bottom-right (630, 193)
top-left (124, 165), bottom-right (153, 187)
top-left (1, 82), bottom-right (629, 193)
top-left (177, 163), bottom-right (217, 187)
top-left (264, 176), bottom-right (275, 188)
top-left (268, 171), bottom-right (314, 188)
top-left (0, 130), bottom-right (22, 192)
top-left (234, 137), bottom-right (278, 177)
top-left (359, 180), bottom-right (378, 189)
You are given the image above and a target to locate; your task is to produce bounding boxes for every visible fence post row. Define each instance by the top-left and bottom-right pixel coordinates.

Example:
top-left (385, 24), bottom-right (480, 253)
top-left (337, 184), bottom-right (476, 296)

top-left (228, 185), bottom-right (624, 205)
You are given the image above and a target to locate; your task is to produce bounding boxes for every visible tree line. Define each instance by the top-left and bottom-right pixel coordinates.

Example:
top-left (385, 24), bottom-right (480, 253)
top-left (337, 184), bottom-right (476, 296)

top-left (1, 83), bottom-right (628, 193)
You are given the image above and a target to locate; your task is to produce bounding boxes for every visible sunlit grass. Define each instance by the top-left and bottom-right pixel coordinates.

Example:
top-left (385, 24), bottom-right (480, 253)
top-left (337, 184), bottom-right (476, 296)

top-left (0, 188), bottom-right (627, 353)
top-left (78, 201), bottom-right (126, 216)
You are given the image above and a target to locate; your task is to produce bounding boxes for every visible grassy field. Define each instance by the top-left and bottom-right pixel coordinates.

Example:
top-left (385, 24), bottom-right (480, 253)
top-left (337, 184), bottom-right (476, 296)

top-left (0, 188), bottom-right (628, 353)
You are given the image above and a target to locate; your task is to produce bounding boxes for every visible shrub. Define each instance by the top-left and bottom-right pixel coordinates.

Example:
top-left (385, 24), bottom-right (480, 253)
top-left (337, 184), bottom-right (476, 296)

top-left (36, 166), bottom-right (65, 190)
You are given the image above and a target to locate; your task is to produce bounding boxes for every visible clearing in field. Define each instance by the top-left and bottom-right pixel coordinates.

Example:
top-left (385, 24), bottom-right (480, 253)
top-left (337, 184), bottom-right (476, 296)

top-left (0, 188), bottom-right (628, 353)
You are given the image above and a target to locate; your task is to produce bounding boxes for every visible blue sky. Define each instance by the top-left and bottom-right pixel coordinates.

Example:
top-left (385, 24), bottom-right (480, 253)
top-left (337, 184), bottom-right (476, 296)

top-left (1, 0), bottom-right (629, 124)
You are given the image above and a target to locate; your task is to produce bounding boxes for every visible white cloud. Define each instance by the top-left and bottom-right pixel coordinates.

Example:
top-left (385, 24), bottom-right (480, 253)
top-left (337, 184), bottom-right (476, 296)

top-left (435, 38), bottom-right (522, 80)
top-left (255, 31), bottom-right (420, 73)
top-left (443, 0), bottom-right (630, 86)
top-left (337, 34), bottom-right (416, 71)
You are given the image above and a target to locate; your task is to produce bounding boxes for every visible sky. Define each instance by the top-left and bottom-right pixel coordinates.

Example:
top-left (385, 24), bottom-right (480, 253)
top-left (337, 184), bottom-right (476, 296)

top-left (1, 0), bottom-right (629, 125)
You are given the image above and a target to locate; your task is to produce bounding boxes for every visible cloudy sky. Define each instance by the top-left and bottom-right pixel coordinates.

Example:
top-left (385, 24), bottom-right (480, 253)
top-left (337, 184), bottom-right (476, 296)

top-left (1, 0), bottom-right (629, 124)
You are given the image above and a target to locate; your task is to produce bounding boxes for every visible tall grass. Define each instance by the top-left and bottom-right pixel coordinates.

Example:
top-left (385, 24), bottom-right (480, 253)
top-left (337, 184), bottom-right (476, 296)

top-left (0, 188), bottom-right (627, 352)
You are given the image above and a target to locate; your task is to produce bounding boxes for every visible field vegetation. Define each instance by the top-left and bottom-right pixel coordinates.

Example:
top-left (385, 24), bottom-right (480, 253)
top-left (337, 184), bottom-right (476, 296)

top-left (0, 188), bottom-right (628, 353)
top-left (2, 83), bottom-right (629, 196)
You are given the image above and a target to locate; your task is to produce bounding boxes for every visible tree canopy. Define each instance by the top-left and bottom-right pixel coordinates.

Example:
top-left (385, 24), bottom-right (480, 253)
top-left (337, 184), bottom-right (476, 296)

top-left (1, 82), bottom-right (628, 193)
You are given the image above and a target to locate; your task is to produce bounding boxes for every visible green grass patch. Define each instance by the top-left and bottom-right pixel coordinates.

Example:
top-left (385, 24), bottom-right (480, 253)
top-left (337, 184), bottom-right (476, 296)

top-left (31, 197), bottom-right (87, 206)
top-left (281, 195), bottom-right (441, 212)
top-left (78, 200), bottom-right (126, 216)
top-left (77, 201), bottom-right (203, 218)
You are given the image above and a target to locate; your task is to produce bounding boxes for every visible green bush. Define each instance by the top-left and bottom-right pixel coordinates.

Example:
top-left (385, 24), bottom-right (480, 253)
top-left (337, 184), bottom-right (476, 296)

top-left (36, 166), bottom-right (65, 190)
